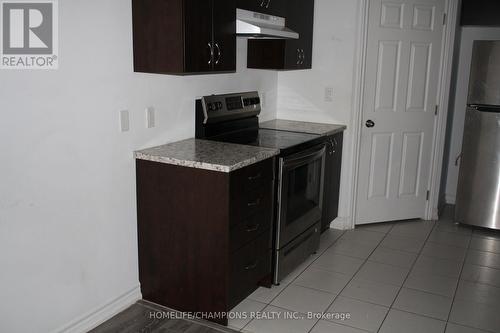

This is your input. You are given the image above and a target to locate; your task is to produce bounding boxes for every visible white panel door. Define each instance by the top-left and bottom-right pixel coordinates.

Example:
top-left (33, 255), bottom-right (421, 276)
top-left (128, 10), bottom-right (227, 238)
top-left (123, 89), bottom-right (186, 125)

top-left (356, 0), bottom-right (444, 224)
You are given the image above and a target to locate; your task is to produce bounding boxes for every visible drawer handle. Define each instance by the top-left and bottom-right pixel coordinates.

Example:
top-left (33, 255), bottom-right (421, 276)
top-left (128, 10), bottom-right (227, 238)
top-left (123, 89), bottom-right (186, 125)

top-left (247, 198), bottom-right (261, 207)
top-left (246, 224), bottom-right (261, 232)
top-left (245, 260), bottom-right (259, 271)
top-left (247, 173), bottom-right (262, 181)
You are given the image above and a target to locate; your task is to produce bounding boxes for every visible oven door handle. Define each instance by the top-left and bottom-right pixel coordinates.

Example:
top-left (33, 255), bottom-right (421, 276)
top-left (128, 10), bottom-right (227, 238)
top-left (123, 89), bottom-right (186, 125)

top-left (282, 145), bottom-right (326, 169)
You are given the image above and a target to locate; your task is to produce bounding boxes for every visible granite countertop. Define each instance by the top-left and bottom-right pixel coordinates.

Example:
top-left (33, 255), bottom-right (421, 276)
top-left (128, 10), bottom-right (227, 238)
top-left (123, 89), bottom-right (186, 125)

top-left (260, 119), bottom-right (346, 136)
top-left (134, 138), bottom-right (279, 173)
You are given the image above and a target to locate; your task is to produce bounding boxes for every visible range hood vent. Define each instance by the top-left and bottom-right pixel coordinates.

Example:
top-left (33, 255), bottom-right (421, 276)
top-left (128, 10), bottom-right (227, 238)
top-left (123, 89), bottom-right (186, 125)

top-left (236, 9), bottom-right (299, 39)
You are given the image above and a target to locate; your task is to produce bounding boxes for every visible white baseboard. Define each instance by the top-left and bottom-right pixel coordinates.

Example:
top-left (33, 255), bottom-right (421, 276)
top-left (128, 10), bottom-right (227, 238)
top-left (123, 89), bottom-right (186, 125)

top-left (53, 285), bottom-right (142, 333)
top-left (445, 194), bottom-right (456, 204)
top-left (330, 216), bottom-right (353, 230)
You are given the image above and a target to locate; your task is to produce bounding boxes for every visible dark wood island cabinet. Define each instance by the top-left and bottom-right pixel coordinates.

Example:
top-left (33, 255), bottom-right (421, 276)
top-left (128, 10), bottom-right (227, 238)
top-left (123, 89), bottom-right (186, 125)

top-left (136, 157), bottom-right (275, 325)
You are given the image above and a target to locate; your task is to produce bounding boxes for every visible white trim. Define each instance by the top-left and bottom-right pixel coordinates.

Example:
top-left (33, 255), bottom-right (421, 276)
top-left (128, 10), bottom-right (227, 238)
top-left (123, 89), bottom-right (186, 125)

top-left (330, 216), bottom-right (352, 230)
top-left (445, 194), bottom-right (456, 204)
top-left (426, 0), bottom-right (460, 220)
top-left (347, 0), bottom-right (370, 229)
top-left (52, 285), bottom-right (142, 333)
top-left (348, 0), bottom-right (460, 227)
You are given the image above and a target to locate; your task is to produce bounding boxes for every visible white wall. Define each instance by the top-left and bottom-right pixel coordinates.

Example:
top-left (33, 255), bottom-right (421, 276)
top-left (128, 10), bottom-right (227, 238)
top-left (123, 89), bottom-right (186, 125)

top-left (276, 0), bottom-right (362, 228)
top-left (0, 1), bottom-right (278, 332)
top-left (442, 27), bottom-right (500, 204)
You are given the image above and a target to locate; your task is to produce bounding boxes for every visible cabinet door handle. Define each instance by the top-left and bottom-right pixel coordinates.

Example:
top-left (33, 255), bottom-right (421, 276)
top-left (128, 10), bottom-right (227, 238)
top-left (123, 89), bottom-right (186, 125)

top-left (207, 42), bottom-right (213, 65)
top-left (247, 198), bottom-right (261, 207)
top-left (215, 43), bottom-right (221, 65)
top-left (245, 260), bottom-right (259, 270)
top-left (260, 0), bottom-right (266, 7)
top-left (328, 139), bottom-right (335, 155)
top-left (246, 224), bottom-right (261, 232)
top-left (247, 173), bottom-right (262, 181)
top-left (265, 0), bottom-right (271, 8)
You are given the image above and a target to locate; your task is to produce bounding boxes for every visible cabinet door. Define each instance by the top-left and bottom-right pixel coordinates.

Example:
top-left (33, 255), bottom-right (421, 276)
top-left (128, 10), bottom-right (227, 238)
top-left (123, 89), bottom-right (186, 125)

top-left (237, 0), bottom-right (286, 16)
top-left (184, 0), bottom-right (214, 73)
top-left (245, 0), bottom-right (314, 70)
top-left (284, 41), bottom-right (302, 70)
top-left (284, 0), bottom-right (314, 69)
top-left (213, 0), bottom-right (236, 72)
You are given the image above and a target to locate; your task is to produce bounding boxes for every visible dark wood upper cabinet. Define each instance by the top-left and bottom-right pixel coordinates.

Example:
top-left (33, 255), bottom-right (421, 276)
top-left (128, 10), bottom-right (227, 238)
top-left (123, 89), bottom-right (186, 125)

top-left (132, 0), bottom-right (236, 75)
top-left (237, 0), bottom-right (286, 16)
top-left (213, 0), bottom-right (237, 72)
top-left (247, 0), bottom-right (315, 70)
top-left (461, 0), bottom-right (500, 26)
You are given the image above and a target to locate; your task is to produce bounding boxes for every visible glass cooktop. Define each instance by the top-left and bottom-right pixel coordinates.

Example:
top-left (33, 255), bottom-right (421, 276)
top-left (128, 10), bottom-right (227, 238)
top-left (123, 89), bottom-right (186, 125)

top-left (211, 128), bottom-right (322, 152)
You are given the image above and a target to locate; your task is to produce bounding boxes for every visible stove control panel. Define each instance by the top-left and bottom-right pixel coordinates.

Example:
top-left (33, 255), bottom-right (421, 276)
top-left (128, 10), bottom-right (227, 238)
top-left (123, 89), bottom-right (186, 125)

top-left (199, 92), bottom-right (261, 124)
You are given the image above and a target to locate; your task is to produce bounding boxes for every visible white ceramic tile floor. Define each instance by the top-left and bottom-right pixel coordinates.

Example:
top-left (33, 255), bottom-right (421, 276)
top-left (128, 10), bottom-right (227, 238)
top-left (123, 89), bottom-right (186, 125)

top-left (327, 296), bottom-right (388, 332)
top-left (234, 209), bottom-right (500, 333)
top-left (271, 284), bottom-right (336, 314)
top-left (312, 252), bottom-right (364, 275)
top-left (229, 299), bottom-right (267, 330)
top-left (368, 247), bottom-right (418, 269)
top-left (392, 288), bottom-right (452, 320)
top-left (293, 266), bottom-right (352, 294)
top-left (354, 261), bottom-right (409, 286)
top-left (469, 237), bottom-right (500, 254)
top-left (340, 278), bottom-right (400, 307)
top-left (421, 242), bottom-right (468, 262)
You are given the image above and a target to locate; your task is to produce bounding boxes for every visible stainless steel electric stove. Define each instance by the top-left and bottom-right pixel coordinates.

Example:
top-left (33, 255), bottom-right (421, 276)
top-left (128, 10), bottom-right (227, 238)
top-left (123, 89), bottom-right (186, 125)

top-left (196, 91), bottom-right (325, 284)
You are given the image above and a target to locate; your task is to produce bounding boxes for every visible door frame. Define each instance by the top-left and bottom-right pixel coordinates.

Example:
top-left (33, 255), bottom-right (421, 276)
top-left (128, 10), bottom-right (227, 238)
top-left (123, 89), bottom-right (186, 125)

top-left (346, 0), bottom-right (461, 228)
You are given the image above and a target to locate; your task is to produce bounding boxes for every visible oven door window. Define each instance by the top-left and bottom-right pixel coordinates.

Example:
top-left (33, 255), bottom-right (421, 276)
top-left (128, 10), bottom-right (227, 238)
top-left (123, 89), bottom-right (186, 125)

top-left (286, 160), bottom-right (322, 224)
top-left (279, 146), bottom-right (325, 247)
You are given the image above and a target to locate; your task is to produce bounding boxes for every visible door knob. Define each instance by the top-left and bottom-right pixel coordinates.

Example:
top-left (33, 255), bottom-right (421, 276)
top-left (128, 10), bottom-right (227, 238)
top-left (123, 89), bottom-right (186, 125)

top-left (365, 120), bottom-right (375, 128)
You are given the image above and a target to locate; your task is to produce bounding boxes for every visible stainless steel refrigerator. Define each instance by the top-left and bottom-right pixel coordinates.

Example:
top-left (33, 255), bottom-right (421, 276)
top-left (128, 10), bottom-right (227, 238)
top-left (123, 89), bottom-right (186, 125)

top-left (456, 40), bottom-right (500, 230)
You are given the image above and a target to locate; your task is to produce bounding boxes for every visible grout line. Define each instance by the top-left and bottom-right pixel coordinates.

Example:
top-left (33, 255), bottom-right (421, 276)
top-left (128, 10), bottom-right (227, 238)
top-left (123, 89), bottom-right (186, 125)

top-left (365, 257), bottom-right (417, 270)
top-left (447, 321), bottom-right (498, 333)
top-left (462, 250), bottom-right (500, 270)
top-left (307, 223), bottom-right (396, 333)
top-left (375, 220), bottom-right (437, 333)
top-left (400, 285), bottom-right (455, 299)
top-left (443, 227), bottom-right (472, 332)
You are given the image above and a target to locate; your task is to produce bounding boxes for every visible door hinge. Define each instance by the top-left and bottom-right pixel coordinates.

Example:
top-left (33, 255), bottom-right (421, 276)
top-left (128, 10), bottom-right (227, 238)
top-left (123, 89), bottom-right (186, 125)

top-left (426, 190), bottom-right (430, 201)
top-left (443, 13), bottom-right (447, 25)
top-left (434, 105), bottom-right (439, 116)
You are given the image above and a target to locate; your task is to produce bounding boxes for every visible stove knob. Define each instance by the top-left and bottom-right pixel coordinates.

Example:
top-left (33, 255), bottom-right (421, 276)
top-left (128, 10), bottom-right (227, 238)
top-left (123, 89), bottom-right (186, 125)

top-left (207, 103), bottom-right (215, 112)
top-left (216, 102), bottom-right (223, 110)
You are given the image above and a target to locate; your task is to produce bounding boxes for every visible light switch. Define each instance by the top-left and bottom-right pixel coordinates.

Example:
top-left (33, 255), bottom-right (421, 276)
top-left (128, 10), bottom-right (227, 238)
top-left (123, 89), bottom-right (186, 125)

top-left (325, 87), bottom-right (334, 102)
top-left (120, 110), bottom-right (130, 132)
top-left (146, 107), bottom-right (155, 128)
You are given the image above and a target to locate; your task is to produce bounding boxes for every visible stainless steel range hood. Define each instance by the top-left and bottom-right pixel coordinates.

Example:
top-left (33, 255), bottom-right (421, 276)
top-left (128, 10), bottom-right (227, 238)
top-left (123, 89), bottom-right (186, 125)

top-left (236, 9), bottom-right (299, 39)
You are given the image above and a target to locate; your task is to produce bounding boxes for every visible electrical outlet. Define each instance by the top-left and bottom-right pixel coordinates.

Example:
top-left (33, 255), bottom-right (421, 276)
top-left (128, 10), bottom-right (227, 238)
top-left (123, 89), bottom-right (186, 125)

top-left (146, 107), bottom-right (155, 128)
top-left (325, 87), bottom-right (334, 102)
top-left (120, 110), bottom-right (130, 132)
